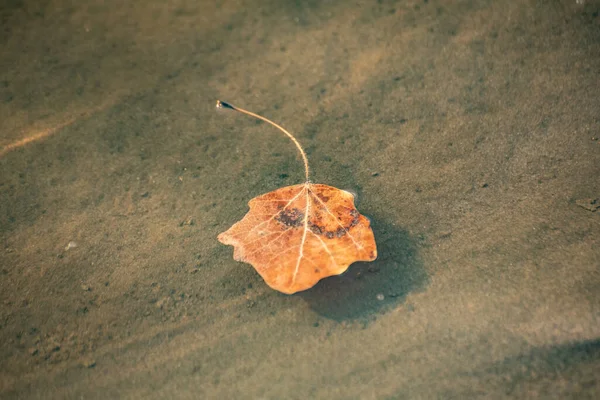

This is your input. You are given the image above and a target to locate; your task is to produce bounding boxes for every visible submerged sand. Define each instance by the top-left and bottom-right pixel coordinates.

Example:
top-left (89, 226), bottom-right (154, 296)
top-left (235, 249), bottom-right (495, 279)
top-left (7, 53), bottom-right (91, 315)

top-left (1, 0), bottom-right (599, 398)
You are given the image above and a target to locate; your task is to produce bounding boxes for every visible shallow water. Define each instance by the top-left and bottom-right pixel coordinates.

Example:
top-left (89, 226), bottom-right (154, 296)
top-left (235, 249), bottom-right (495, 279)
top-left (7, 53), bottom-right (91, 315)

top-left (1, 0), bottom-right (599, 398)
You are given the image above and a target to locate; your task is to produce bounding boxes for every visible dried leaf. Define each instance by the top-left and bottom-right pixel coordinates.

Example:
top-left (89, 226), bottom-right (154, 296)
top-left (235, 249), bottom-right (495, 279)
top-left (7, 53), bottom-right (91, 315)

top-left (218, 183), bottom-right (377, 294)
top-left (215, 100), bottom-right (377, 294)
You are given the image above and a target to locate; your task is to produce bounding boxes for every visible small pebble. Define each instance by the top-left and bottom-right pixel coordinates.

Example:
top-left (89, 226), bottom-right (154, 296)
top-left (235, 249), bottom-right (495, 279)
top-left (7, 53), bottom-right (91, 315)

top-left (65, 241), bottom-right (77, 251)
top-left (81, 359), bottom-right (96, 368)
top-left (180, 218), bottom-right (195, 226)
top-left (376, 293), bottom-right (385, 301)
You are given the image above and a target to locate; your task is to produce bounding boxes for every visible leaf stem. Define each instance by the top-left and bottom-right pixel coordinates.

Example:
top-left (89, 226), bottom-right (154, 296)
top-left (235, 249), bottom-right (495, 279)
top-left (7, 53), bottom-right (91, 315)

top-left (216, 100), bottom-right (310, 183)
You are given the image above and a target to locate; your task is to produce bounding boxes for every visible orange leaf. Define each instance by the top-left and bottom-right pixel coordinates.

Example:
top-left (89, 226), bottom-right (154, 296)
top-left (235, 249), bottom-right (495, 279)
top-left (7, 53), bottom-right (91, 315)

top-left (218, 183), bottom-right (377, 294)
top-left (215, 100), bottom-right (377, 294)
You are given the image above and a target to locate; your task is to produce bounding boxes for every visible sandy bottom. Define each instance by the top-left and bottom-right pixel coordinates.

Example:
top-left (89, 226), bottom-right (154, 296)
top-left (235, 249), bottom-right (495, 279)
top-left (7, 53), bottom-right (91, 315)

top-left (1, 0), bottom-right (599, 398)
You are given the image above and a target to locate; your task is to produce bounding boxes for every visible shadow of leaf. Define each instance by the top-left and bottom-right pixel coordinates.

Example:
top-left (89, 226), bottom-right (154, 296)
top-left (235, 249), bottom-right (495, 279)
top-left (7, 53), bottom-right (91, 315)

top-left (298, 214), bottom-right (429, 321)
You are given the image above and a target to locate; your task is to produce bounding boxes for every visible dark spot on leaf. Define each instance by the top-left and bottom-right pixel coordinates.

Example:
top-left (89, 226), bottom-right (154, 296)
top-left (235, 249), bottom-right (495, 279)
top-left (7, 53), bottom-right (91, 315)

top-left (318, 193), bottom-right (330, 202)
top-left (335, 227), bottom-right (347, 238)
top-left (275, 208), bottom-right (304, 228)
top-left (309, 223), bottom-right (322, 235)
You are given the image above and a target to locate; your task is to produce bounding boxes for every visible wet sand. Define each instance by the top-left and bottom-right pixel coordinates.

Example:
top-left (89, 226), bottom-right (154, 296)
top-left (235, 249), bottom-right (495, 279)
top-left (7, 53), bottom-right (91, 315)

top-left (1, 0), bottom-right (599, 398)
